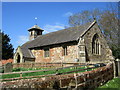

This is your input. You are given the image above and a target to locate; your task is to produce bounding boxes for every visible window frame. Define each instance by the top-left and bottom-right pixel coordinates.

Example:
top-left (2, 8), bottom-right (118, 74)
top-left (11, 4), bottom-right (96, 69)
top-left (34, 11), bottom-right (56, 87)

top-left (44, 48), bottom-right (50, 58)
top-left (62, 46), bottom-right (68, 56)
top-left (92, 34), bottom-right (101, 55)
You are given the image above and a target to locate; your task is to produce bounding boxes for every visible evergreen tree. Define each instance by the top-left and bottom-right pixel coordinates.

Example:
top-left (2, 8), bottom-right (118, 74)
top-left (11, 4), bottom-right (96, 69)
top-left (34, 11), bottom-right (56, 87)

top-left (1, 31), bottom-right (14, 59)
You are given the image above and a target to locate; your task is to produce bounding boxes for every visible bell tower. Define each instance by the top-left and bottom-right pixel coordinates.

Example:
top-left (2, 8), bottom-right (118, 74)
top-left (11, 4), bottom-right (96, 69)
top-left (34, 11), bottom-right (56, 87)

top-left (28, 24), bottom-right (44, 41)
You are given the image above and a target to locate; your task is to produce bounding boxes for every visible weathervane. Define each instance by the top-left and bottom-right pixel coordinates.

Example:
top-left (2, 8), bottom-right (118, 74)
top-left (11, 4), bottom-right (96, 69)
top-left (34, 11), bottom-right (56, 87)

top-left (35, 17), bottom-right (38, 25)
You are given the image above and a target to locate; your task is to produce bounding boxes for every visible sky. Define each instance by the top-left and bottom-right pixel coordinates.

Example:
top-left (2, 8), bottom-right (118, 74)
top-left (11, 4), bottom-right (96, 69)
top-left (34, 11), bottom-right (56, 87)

top-left (2, 2), bottom-right (117, 51)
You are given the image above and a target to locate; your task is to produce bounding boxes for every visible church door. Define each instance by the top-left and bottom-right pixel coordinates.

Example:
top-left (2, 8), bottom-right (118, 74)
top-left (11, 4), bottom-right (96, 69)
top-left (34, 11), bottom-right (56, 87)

top-left (17, 54), bottom-right (20, 63)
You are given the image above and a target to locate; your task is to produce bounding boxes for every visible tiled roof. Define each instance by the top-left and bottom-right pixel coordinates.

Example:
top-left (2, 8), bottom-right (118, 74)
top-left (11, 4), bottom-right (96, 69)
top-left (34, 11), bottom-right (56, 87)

top-left (28, 25), bottom-right (44, 31)
top-left (21, 42), bottom-right (35, 58)
top-left (20, 21), bottom-right (96, 58)
top-left (1, 59), bottom-right (13, 65)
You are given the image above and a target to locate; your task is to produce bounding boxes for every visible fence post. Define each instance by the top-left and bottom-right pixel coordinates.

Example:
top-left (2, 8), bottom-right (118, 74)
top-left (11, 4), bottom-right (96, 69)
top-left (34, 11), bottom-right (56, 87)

top-left (20, 72), bottom-right (22, 78)
top-left (113, 59), bottom-right (120, 77)
top-left (116, 59), bottom-right (120, 77)
top-left (74, 73), bottom-right (78, 88)
top-left (32, 62), bottom-right (33, 68)
top-left (61, 61), bottom-right (63, 68)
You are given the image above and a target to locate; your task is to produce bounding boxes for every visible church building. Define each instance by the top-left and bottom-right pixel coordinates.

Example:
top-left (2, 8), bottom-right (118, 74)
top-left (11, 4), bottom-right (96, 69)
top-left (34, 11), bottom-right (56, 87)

top-left (14, 20), bottom-right (114, 63)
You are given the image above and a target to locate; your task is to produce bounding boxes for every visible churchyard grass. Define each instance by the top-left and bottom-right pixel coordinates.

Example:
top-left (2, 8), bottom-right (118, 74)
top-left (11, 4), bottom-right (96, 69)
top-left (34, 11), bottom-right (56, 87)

top-left (2, 74), bottom-right (20, 79)
top-left (96, 77), bottom-right (120, 89)
top-left (12, 67), bottom-right (48, 72)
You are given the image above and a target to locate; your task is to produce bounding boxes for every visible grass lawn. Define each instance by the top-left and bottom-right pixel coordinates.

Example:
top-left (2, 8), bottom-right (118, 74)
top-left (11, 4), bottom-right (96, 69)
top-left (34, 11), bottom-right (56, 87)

top-left (96, 77), bottom-right (120, 90)
top-left (1, 66), bottom-right (94, 79)
top-left (12, 67), bottom-right (50, 72)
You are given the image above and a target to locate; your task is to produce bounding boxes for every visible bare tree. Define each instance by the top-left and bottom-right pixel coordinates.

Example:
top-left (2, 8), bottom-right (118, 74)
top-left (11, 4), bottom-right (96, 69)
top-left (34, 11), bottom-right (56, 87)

top-left (69, 9), bottom-right (101, 27)
top-left (68, 3), bottom-right (120, 59)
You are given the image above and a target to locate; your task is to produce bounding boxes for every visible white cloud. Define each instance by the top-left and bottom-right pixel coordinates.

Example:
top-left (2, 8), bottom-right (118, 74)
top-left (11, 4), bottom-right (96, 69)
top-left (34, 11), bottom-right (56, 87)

top-left (16, 23), bottom-right (65, 45)
top-left (63, 12), bottom-right (73, 17)
top-left (43, 23), bottom-right (65, 34)
top-left (17, 35), bottom-right (29, 45)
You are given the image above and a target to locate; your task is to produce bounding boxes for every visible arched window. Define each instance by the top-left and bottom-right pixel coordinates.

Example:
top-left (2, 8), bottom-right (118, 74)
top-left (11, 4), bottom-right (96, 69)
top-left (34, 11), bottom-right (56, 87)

top-left (92, 34), bottom-right (100, 55)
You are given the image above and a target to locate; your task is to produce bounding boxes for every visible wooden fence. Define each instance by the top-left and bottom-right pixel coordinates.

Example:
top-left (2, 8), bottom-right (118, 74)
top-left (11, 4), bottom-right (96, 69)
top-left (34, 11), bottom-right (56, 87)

top-left (1, 63), bottom-right (114, 89)
top-left (0, 62), bottom-right (86, 73)
top-left (1, 63), bottom-right (103, 81)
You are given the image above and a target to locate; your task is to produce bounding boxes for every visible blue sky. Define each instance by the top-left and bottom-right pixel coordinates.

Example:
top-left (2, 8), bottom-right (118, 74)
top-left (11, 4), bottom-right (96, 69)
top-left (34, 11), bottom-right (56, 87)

top-left (2, 2), bottom-right (117, 51)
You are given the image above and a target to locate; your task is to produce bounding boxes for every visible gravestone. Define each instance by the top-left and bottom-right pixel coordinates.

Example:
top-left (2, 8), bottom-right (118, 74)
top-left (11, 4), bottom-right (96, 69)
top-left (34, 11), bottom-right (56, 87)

top-left (4, 63), bottom-right (13, 73)
top-left (0, 66), bottom-right (4, 73)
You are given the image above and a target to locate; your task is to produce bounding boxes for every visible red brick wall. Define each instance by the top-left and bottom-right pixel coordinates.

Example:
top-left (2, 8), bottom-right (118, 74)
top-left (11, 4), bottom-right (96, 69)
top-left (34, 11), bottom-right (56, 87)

top-left (12, 62), bottom-right (81, 68)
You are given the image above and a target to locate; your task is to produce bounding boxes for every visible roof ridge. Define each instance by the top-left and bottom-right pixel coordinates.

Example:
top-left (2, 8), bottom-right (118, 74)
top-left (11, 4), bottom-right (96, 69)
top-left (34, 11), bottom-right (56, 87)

top-left (20, 21), bottom-right (96, 58)
top-left (80, 20), bottom-right (96, 37)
